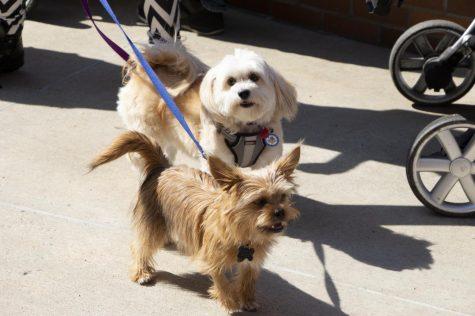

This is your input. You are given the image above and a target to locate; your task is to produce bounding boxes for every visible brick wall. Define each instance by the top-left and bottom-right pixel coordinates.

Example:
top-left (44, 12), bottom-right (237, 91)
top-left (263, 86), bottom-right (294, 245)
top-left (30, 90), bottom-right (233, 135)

top-left (228, 0), bottom-right (474, 47)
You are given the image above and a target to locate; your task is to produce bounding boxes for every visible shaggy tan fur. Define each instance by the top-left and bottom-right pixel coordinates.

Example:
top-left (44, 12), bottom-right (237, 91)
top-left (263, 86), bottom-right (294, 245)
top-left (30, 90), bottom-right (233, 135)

top-left (90, 131), bottom-right (300, 312)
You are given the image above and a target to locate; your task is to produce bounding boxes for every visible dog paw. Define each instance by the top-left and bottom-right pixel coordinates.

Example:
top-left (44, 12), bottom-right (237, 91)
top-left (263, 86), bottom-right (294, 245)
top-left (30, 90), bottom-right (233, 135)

top-left (242, 300), bottom-right (259, 312)
top-left (130, 266), bottom-right (155, 285)
top-left (137, 273), bottom-right (154, 285)
top-left (209, 286), bottom-right (240, 312)
top-left (208, 285), bottom-right (219, 300)
top-left (219, 298), bottom-right (241, 312)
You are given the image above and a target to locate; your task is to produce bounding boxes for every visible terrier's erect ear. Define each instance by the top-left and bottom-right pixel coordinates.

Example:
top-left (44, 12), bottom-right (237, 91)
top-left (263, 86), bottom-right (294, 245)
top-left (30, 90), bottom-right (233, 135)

top-left (274, 146), bottom-right (301, 181)
top-left (270, 65), bottom-right (298, 121)
top-left (208, 156), bottom-right (242, 190)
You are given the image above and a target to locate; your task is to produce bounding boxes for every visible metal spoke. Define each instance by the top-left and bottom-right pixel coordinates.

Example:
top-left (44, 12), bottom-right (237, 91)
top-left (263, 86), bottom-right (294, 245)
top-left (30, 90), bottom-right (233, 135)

top-left (444, 79), bottom-right (457, 94)
top-left (416, 158), bottom-right (451, 172)
top-left (430, 173), bottom-right (459, 204)
top-left (459, 175), bottom-right (475, 203)
top-left (435, 34), bottom-right (456, 53)
top-left (431, 174), bottom-right (458, 204)
top-left (400, 57), bottom-right (425, 71)
top-left (463, 133), bottom-right (475, 161)
top-left (413, 74), bottom-right (427, 93)
top-left (436, 130), bottom-right (462, 160)
top-left (413, 35), bottom-right (434, 57)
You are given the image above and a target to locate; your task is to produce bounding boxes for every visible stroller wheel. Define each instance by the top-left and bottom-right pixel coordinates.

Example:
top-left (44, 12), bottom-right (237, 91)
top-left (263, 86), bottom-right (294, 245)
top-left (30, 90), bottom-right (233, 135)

top-left (407, 114), bottom-right (475, 216)
top-left (390, 20), bottom-right (475, 105)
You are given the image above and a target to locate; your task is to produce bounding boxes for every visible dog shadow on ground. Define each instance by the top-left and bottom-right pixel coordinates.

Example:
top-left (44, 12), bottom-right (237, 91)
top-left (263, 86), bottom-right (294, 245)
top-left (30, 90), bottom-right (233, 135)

top-left (285, 102), bottom-right (446, 174)
top-left (145, 270), bottom-right (346, 316)
top-left (412, 103), bottom-right (475, 120)
top-left (288, 194), bottom-right (475, 309)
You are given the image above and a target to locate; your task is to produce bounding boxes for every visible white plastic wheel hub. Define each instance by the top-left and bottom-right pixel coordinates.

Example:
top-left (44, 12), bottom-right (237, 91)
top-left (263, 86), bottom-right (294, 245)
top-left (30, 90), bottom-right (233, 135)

top-left (449, 157), bottom-right (472, 178)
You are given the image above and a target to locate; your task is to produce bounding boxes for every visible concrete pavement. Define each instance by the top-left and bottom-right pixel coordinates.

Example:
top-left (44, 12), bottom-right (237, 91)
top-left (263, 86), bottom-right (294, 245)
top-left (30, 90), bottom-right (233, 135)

top-left (1, 0), bottom-right (474, 315)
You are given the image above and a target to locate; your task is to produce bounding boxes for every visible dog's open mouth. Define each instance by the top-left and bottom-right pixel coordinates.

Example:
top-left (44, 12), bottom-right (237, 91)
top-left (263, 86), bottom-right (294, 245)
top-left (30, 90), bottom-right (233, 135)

top-left (267, 222), bottom-right (284, 233)
top-left (240, 101), bottom-right (255, 108)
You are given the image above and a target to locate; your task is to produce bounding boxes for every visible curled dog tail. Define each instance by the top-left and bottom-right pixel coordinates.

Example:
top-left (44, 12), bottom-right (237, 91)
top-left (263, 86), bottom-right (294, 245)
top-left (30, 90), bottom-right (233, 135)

top-left (123, 42), bottom-right (208, 96)
top-left (89, 131), bottom-right (169, 175)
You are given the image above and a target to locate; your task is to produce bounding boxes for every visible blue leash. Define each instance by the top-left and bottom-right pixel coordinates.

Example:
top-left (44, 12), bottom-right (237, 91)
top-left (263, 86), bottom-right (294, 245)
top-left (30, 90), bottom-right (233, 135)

top-left (82, 0), bottom-right (206, 158)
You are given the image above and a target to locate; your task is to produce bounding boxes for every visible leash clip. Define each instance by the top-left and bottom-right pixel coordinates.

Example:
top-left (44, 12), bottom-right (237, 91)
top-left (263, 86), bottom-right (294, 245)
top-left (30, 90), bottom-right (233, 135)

top-left (237, 245), bottom-right (254, 262)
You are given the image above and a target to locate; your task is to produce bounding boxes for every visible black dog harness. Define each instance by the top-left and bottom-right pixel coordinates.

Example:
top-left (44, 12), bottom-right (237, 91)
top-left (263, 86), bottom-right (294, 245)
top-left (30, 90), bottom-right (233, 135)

top-left (216, 124), bottom-right (279, 168)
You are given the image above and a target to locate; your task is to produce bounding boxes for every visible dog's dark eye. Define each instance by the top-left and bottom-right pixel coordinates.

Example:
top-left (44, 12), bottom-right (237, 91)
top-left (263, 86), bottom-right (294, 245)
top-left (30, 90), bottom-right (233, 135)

top-left (227, 77), bottom-right (236, 86)
top-left (249, 73), bottom-right (259, 82)
top-left (256, 198), bottom-right (267, 207)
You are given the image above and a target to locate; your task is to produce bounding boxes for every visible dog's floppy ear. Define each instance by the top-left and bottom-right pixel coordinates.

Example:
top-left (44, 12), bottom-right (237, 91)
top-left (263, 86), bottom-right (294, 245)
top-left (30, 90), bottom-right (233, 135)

top-left (200, 68), bottom-right (216, 109)
top-left (208, 156), bottom-right (242, 190)
top-left (270, 66), bottom-right (298, 121)
top-left (274, 145), bottom-right (301, 181)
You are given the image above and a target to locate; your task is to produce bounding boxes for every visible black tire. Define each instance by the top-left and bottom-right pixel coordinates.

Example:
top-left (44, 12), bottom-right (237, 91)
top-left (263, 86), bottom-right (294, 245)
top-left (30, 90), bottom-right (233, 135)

top-left (407, 114), bottom-right (475, 216)
top-left (390, 20), bottom-right (475, 105)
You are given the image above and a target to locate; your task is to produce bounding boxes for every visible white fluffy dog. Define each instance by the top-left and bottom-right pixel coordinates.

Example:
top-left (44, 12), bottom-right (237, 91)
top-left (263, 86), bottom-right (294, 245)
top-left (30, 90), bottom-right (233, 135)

top-left (117, 43), bottom-right (298, 170)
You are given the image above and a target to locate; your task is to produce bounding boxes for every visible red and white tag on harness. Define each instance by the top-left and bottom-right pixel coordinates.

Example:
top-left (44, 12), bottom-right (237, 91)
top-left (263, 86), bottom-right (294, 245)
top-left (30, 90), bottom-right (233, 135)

top-left (260, 128), bottom-right (279, 147)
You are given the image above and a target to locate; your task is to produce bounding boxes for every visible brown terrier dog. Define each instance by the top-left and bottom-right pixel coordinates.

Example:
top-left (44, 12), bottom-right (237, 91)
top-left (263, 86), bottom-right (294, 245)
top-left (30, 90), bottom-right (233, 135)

top-left (90, 131), bottom-right (300, 312)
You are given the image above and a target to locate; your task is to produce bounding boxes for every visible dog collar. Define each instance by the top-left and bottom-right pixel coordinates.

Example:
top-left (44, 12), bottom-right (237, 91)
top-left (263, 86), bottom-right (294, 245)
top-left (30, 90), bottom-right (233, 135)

top-left (237, 245), bottom-right (254, 262)
top-left (216, 123), bottom-right (279, 168)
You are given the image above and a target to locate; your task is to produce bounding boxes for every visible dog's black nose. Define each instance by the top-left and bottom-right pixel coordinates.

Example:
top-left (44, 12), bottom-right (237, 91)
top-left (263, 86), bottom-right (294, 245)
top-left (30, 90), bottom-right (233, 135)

top-left (238, 90), bottom-right (250, 100)
top-left (274, 208), bottom-right (285, 219)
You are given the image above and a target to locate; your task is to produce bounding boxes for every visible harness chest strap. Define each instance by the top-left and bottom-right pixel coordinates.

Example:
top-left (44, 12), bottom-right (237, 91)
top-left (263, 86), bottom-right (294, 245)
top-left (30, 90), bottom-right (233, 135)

top-left (218, 125), bottom-right (270, 168)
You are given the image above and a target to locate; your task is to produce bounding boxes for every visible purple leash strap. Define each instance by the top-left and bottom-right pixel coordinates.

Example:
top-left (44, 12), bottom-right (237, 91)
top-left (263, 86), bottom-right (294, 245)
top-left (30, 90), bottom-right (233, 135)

top-left (81, 0), bottom-right (129, 61)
